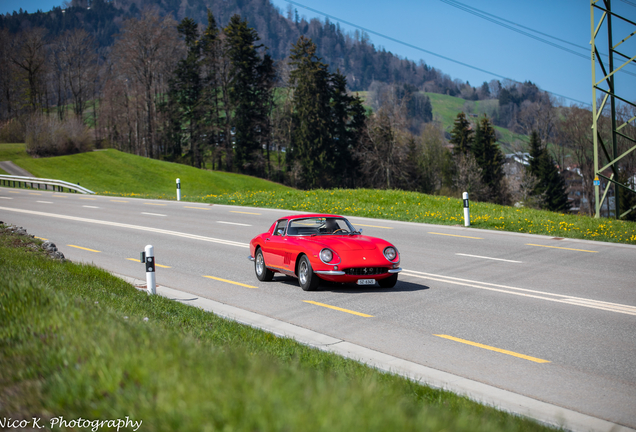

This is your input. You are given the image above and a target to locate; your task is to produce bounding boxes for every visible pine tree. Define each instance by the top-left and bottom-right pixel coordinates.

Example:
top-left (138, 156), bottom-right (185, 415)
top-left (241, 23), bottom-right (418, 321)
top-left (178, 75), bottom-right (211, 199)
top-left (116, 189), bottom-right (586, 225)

top-left (329, 70), bottom-right (366, 187)
top-left (167, 17), bottom-right (202, 166)
top-left (528, 130), bottom-right (570, 212)
top-left (449, 112), bottom-right (473, 155)
top-left (288, 35), bottom-right (333, 189)
top-left (225, 14), bottom-right (272, 176)
top-left (471, 116), bottom-right (508, 204)
top-left (199, 10), bottom-right (222, 171)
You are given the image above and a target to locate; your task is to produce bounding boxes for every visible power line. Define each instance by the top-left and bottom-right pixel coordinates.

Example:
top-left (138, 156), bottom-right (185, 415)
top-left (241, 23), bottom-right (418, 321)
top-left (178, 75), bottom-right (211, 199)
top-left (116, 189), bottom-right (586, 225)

top-left (284, 0), bottom-right (590, 105)
top-left (440, 0), bottom-right (636, 77)
top-left (618, 0), bottom-right (636, 8)
top-left (440, 0), bottom-right (588, 60)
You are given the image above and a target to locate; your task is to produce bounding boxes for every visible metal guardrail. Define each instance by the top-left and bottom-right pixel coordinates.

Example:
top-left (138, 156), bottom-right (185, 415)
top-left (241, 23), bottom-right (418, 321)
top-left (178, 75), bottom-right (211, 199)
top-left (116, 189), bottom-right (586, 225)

top-left (0, 175), bottom-right (95, 194)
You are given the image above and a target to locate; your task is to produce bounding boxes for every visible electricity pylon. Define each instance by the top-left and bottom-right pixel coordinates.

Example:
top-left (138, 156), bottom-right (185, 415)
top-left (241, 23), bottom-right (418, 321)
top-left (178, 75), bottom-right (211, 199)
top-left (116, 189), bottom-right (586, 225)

top-left (590, 0), bottom-right (636, 218)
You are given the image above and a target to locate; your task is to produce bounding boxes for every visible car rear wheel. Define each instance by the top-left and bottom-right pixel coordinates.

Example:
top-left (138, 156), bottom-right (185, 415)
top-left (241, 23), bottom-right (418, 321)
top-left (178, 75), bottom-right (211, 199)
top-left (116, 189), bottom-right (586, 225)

top-left (298, 255), bottom-right (320, 291)
top-left (378, 273), bottom-right (398, 288)
top-left (255, 248), bottom-right (274, 281)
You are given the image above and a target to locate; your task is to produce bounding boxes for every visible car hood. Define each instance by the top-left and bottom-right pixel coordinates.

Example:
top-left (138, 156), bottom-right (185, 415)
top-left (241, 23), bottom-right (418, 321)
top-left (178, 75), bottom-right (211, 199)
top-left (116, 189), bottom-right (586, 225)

top-left (306, 235), bottom-right (380, 251)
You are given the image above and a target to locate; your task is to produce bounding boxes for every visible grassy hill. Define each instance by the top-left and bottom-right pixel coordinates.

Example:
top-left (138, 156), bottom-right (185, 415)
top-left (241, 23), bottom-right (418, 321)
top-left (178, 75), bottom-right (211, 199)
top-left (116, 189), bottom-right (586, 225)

top-left (0, 144), bottom-right (291, 199)
top-left (356, 91), bottom-right (529, 154)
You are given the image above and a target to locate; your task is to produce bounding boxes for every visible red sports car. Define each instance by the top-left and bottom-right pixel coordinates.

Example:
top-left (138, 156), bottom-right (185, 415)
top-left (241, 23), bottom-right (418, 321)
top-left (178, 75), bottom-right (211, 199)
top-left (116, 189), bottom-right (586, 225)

top-left (248, 214), bottom-right (401, 291)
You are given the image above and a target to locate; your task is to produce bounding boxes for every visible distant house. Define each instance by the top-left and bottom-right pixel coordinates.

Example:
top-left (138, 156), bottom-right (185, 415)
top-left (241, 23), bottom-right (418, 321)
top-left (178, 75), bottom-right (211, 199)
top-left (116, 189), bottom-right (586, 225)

top-left (561, 168), bottom-right (584, 213)
top-left (503, 152), bottom-right (530, 184)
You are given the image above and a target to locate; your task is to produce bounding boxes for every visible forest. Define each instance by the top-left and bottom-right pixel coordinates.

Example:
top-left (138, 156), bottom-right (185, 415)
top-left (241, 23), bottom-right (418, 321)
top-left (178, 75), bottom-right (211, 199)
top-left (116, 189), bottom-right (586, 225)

top-left (0, 0), bottom-right (635, 218)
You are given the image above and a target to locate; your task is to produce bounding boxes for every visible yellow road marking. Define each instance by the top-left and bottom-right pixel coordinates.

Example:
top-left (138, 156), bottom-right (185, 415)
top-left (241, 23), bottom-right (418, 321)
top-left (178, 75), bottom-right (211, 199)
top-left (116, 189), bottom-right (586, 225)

top-left (35, 236), bottom-right (48, 240)
top-left (203, 275), bottom-right (257, 288)
top-left (126, 257), bottom-right (170, 268)
top-left (79, 197), bottom-right (96, 200)
top-left (8, 191), bottom-right (20, 193)
top-left (429, 232), bottom-right (483, 239)
top-left (110, 199), bottom-right (129, 203)
top-left (29, 192), bottom-right (42, 195)
top-left (230, 210), bottom-right (261, 215)
top-left (526, 243), bottom-right (598, 253)
top-left (52, 194), bottom-right (67, 198)
top-left (67, 244), bottom-right (101, 253)
top-left (303, 300), bottom-right (373, 317)
top-left (184, 206), bottom-right (209, 210)
top-left (144, 202), bottom-right (166, 206)
top-left (434, 334), bottom-right (550, 363)
top-left (355, 223), bottom-right (393, 229)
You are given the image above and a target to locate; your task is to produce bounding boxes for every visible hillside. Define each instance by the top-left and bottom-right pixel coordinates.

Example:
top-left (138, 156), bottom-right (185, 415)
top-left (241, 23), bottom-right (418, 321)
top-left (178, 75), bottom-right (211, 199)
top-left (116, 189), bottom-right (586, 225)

top-left (357, 91), bottom-right (529, 153)
top-left (0, 0), bottom-right (471, 95)
top-left (0, 144), bottom-right (291, 198)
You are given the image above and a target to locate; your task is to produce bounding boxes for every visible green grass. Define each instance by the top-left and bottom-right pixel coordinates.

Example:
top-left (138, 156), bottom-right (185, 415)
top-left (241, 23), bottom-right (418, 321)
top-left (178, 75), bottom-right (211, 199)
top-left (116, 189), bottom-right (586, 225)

top-left (424, 93), bottom-right (529, 152)
top-left (0, 227), bottom-right (556, 431)
top-left (201, 189), bottom-right (636, 245)
top-left (356, 92), bottom-right (529, 153)
top-left (3, 144), bottom-right (633, 245)
top-left (0, 144), bottom-right (291, 199)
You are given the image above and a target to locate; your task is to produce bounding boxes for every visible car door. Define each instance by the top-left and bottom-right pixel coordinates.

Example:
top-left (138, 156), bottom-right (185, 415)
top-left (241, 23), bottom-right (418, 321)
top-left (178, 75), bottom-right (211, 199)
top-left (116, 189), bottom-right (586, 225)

top-left (263, 220), bottom-right (287, 270)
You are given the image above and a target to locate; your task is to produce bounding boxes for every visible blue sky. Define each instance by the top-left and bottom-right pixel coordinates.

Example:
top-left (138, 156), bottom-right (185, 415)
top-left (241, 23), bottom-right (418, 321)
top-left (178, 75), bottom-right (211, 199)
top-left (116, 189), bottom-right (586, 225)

top-left (2, 0), bottom-right (635, 105)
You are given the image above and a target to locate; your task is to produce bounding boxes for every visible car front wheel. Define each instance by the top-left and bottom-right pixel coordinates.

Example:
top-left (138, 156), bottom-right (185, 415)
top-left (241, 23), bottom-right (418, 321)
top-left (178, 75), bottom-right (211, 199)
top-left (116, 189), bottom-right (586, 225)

top-left (255, 248), bottom-right (274, 281)
top-left (378, 273), bottom-right (398, 288)
top-left (298, 255), bottom-right (320, 291)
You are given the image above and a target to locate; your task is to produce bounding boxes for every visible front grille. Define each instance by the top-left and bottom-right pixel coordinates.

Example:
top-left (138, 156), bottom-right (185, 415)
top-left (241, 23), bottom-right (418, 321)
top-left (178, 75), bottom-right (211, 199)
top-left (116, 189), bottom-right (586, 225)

top-left (344, 267), bottom-right (389, 276)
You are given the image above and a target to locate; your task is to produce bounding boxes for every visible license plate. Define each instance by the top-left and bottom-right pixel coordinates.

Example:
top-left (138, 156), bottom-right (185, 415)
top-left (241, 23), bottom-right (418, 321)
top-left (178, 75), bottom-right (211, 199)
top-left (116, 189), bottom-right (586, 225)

top-left (357, 279), bottom-right (376, 285)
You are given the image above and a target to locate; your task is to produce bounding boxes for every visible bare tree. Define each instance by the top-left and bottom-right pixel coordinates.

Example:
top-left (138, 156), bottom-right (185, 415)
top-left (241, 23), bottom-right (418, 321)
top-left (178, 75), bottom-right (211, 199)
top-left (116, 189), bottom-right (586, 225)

top-left (110, 9), bottom-right (181, 157)
top-left (453, 152), bottom-right (489, 202)
top-left (356, 86), bottom-right (409, 189)
top-left (0, 29), bottom-right (20, 120)
top-left (9, 27), bottom-right (49, 113)
top-left (559, 106), bottom-right (595, 215)
top-left (55, 29), bottom-right (97, 119)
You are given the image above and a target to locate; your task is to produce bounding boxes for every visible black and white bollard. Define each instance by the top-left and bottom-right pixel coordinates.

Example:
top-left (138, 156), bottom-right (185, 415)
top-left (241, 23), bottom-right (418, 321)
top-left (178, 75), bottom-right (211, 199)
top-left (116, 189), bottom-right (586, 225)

top-left (463, 192), bottom-right (470, 227)
top-left (141, 245), bottom-right (156, 295)
top-left (176, 178), bottom-right (181, 201)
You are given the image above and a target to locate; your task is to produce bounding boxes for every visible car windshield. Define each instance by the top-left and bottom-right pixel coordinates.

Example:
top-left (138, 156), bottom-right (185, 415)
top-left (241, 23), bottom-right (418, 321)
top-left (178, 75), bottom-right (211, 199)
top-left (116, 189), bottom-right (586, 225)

top-left (286, 217), bottom-right (356, 236)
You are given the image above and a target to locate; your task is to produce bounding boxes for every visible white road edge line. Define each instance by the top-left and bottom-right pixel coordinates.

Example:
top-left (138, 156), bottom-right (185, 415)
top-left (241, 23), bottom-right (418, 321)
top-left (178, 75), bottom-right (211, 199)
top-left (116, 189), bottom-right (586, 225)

top-left (217, 221), bottom-right (252, 227)
top-left (113, 272), bottom-right (632, 432)
top-left (83, 205), bottom-right (100, 209)
top-left (0, 206), bottom-right (248, 249)
top-left (0, 197), bottom-right (12, 199)
top-left (141, 212), bottom-right (167, 217)
top-left (401, 269), bottom-right (636, 316)
top-left (36, 201), bottom-right (53, 204)
top-left (455, 253), bottom-right (522, 263)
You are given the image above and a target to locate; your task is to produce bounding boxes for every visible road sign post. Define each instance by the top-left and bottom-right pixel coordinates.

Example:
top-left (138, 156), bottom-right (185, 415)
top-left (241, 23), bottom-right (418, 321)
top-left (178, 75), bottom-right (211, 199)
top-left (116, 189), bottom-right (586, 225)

top-left (463, 192), bottom-right (470, 227)
top-left (176, 178), bottom-right (181, 201)
top-left (141, 245), bottom-right (156, 295)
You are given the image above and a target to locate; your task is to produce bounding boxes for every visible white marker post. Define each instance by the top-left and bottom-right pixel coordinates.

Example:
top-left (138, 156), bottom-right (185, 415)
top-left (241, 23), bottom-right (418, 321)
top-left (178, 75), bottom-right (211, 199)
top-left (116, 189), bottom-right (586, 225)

top-left (176, 178), bottom-right (181, 201)
top-left (463, 192), bottom-right (470, 227)
top-left (144, 244), bottom-right (156, 295)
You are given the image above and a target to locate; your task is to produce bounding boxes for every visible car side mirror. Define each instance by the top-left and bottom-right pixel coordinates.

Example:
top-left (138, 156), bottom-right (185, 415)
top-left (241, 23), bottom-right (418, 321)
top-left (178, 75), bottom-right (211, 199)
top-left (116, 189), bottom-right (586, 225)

top-left (276, 229), bottom-right (284, 236)
top-left (358, 228), bottom-right (363, 234)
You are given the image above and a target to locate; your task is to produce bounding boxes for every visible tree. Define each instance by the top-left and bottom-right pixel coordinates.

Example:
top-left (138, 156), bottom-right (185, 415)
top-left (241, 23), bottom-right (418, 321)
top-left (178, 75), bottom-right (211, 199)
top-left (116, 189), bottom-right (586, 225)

top-left (355, 86), bottom-right (409, 190)
top-left (111, 9), bottom-right (181, 158)
top-left (167, 17), bottom-right (203, 166)
top-left (559, 106), bottom-right (594, 214)
top-left (225, 14), bottom-right (274, 177)
top-left (9, 27), bottom-right (48, 113)
top-left (288, 35), bottom-right (333, 188)
top-left (528, 130), bottom-right (570, 212)
top-left (329, 71), bottom-right (366, 187)
top-left (449, 112), bottom-right (473, 155)
top-left (55, 29), bottom-right (97, 118)
top-left (472, 116), bottom-right (509, 204)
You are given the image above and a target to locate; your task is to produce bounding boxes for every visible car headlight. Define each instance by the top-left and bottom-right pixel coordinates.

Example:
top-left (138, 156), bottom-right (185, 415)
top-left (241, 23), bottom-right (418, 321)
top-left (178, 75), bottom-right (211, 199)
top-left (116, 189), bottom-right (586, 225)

top-left (320, 248), bottom-right (334, 263)
top-left (384, 247), bottom-right (397, 261)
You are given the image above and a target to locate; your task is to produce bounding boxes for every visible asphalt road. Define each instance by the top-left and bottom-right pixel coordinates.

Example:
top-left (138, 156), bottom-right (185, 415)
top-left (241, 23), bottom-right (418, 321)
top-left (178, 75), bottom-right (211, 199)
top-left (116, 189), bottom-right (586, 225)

top-left (1, 187), bottom-right (635, 429)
